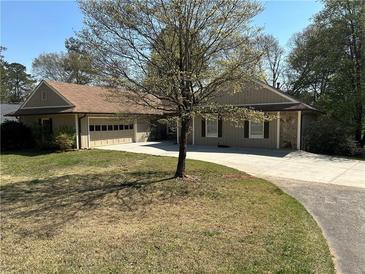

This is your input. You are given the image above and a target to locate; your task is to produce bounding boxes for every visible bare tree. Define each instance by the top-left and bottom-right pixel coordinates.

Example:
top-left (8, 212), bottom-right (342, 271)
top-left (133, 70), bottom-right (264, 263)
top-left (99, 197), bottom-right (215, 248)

top-left (32, 38), bottom-right (96, 84)
top-left (77, 0), bottom-right (268, 177)
top-left (258, 35), bottom-right (284, 88)
top-left (32, 52), bottom-right (70, 82)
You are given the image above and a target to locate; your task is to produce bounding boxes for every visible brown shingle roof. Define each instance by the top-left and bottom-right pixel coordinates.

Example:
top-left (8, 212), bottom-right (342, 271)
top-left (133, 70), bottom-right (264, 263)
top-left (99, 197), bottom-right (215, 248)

top-left (8, 80), bottom-right (320, 117)
top-left (44, 80), bottom-right (161, 115)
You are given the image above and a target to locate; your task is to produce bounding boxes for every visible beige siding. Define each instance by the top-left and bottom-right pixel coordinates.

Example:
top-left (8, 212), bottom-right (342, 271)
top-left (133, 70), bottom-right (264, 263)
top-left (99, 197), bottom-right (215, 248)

top-left (21, 114), bottom-right (152, 149)
top-left (20, 114), bottom-right (75, 132)
top-left (136, 119), bottom-right (151, 142)
top-left (193, 114), bottom-right (278, 149)
top-left (22, 84), bottom-right (71, 108)
top-left (87, 115), bottom-right (151, 148)
top-left (214, 82), bottom-right (292, 105)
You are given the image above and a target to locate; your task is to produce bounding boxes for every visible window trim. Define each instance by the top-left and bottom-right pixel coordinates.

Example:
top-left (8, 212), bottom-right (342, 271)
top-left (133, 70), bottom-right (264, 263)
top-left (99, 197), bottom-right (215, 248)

top-left (249, 120), bottom-right (264, 139)
top-left (205, 118), bottom-right (218, 138)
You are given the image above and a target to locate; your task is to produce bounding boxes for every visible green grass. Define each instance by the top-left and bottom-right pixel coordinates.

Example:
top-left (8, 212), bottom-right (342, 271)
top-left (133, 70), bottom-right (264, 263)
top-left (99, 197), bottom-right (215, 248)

top-left (0, 150), bottom-right (335, 273)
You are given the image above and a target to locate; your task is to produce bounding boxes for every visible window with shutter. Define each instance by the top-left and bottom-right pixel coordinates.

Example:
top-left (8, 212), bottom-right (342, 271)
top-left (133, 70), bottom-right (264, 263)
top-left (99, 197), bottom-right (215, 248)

top-left (249, 121), bottom-right (264, 139)
top-left (206, 118), bottom-right (218, 137)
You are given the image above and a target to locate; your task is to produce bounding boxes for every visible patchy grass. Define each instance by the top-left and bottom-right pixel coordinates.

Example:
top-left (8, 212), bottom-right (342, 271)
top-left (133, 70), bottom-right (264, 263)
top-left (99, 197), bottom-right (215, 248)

top-left (0, 150), bottom-right (335, 273)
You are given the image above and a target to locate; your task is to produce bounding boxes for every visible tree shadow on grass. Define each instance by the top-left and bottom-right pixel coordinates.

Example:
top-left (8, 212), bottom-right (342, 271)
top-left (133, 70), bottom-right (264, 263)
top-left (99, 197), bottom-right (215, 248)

top-left (0, 170), bottom-right (178, 238)
top-left (1, 148), bottom-right (59, 157)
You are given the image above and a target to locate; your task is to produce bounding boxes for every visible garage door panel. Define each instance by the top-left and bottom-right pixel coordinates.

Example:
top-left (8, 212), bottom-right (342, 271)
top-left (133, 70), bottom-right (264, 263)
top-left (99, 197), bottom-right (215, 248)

top-left (89, 119), bottom-right (134, 147)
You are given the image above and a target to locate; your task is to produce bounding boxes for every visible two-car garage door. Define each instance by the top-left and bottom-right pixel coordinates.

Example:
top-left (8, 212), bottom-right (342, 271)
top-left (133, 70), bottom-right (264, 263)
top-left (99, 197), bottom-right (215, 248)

top-left (89, 118), bottom-right (135, 147)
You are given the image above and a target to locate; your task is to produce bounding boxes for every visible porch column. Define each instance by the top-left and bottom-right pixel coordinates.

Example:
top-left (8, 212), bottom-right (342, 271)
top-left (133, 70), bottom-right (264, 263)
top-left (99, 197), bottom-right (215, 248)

top-left (133, 119), bottom-right (138, 142)
top-left (87, 115), bottom-right (90, 148)
top-left (297, 111), bottom-right (301, 150)
top-left (75, 114), bottom-right (79, 149)
top-left (276, 112), bottom-right (280, 149)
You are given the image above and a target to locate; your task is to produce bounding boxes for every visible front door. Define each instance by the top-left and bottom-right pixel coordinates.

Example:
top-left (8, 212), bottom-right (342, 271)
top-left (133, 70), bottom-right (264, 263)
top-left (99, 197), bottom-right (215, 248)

top-left (41, 118), bottom-right (53, 142)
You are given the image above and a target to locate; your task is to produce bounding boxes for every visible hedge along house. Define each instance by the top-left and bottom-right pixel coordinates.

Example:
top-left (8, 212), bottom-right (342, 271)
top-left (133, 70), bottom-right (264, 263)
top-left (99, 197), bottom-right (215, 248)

top-left (178, 80), bottom-right (320, 150)
top-left (7, 80), bottom-right (162, 149)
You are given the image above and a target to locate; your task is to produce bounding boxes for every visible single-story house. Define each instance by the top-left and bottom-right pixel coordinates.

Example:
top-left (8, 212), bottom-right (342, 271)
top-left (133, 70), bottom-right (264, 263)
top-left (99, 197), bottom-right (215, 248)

top-left (183, 80), bottom-right (319, 150)
top-left (7, 79), bottom-right (319, 150)
top-left (7, 80), bottom-right (161, 149)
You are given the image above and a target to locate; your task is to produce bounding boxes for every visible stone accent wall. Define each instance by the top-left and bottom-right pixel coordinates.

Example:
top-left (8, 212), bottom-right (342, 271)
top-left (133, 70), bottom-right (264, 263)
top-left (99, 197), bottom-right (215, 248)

top-left (280, 112), bottom-right (298, 149)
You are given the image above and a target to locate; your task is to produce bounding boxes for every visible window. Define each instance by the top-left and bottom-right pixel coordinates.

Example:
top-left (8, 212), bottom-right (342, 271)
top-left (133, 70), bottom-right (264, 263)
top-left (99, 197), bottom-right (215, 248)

top-left (125, 125), bottom-right (129, 130)
top-left (41, 90), bottom-right (47, 101)
top-left (119, 125), bottom-right (124, 130)
top-left (249, 121), bottom-right (264, 139)
top-left (101, 125), bottom-right (107, 131)
top-left (129, 124), bottom-right (134, 130)
top-left (113, 125), bottom-right (118, 130)
top-left (108, 125), bottom-right (113, 131)
top-left (206, 118), bottom-right (218, 137)
top-left (95, 125), bottom-right (101, 131)
top-left (89, 125), bottom-right (95, 131)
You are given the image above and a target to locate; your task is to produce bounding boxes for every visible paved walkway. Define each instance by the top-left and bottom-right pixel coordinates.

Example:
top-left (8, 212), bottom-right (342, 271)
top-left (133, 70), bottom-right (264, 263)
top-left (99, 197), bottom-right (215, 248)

top-left (97, 142), bottom-right (365, 274)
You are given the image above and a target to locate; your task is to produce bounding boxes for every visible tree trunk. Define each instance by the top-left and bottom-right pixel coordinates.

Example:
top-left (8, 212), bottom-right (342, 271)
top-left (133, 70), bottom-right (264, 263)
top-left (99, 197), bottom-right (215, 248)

top-left (354, 100), bottom-right (363, 144)
top-left (175, 116), bottom-right (191, 178)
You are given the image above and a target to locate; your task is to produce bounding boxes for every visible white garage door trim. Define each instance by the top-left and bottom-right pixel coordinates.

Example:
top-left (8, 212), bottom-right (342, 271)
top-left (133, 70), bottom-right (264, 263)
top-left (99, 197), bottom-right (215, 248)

top-left (88, 117), bottom-right (136, 148)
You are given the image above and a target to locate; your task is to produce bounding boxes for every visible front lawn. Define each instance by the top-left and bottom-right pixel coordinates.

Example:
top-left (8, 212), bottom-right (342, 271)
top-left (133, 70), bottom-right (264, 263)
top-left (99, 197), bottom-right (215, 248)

top-left (0, 150), bottom-right (334, 273)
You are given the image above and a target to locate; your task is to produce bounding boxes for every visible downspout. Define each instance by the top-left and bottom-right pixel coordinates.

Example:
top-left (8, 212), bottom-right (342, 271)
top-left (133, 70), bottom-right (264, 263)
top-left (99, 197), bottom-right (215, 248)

top-left (78, 114), bottom-right (87, 149)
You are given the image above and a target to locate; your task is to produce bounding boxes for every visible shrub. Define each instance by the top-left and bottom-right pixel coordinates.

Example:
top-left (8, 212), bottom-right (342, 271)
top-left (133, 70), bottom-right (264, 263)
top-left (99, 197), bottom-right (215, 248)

top-left (54, 126), bottom-right (76, 151)
top-left (303, 117), bottom-right (358, 156)
top-left (30, 124), bottom-right (55, 149)
top-left (0, 120), bottom-right (34, 150)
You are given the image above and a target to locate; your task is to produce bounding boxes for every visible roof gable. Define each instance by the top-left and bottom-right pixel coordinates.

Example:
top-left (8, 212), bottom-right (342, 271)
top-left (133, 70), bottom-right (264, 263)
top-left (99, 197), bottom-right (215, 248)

top-left (21, 81), bottom-right (74, 109)
top-left (214, 80), bottom-right (298, 105)
top-left (44, 81), bottom-right (161, 115)
top-left (13, 80), bottom-right (160, 116)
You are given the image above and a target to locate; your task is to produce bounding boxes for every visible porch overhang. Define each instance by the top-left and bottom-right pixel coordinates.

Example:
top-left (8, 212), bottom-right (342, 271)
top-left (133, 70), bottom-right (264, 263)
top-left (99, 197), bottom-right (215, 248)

top-left (240, 102), bottom-right (321, 113)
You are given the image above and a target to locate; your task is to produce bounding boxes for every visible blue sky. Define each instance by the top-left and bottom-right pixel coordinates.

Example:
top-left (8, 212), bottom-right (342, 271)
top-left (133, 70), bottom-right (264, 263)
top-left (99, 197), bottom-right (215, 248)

top-left (1, 0), bottom-right (322, 72)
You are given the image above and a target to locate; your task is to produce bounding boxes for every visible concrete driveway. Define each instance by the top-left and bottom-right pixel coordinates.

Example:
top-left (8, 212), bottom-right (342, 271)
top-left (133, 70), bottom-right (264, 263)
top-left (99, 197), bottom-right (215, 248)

top-left (98, 141), bottom-right (364, 188)
top-left (97, 142), bottom-right (365, 274)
